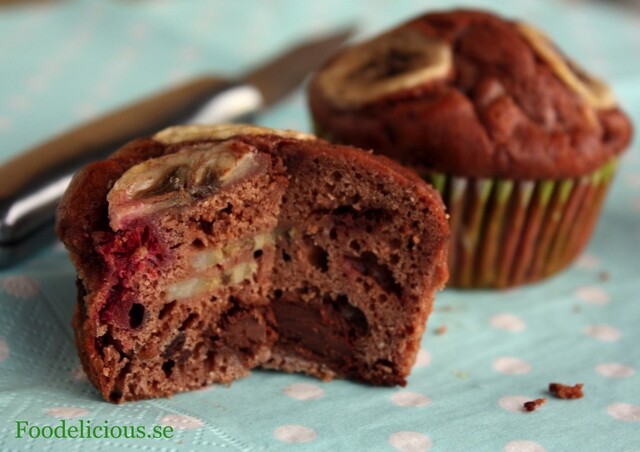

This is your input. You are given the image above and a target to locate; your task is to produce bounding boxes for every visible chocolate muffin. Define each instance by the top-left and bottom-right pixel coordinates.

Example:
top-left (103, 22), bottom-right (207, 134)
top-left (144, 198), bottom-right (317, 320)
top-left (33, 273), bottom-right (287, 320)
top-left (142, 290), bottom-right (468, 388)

top-left (56, 124), bottom-right (449, 403)
top-left (308, 9), bottom-right (633, 288)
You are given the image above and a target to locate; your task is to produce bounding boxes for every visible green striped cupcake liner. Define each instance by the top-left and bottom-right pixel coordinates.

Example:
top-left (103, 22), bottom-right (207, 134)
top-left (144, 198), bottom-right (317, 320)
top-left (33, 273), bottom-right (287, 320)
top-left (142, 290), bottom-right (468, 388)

top-left (423, 159), bottom-right (617, 288)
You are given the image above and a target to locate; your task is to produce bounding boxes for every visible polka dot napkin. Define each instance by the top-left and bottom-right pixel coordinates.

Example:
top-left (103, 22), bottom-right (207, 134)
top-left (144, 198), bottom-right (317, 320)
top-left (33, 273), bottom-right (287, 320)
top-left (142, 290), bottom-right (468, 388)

top-left (1, 0), bottom-right (639, 450)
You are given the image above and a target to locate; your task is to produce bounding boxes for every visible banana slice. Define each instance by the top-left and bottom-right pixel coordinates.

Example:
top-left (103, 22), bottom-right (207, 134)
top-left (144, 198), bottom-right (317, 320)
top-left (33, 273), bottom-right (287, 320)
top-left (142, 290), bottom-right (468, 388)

top-left (517, 23), bottom-right (616, 110)
top-left (107, 142), bottom-right (259, 229)
top-left (317, 27), bottom-right (452, 109)
top-left (110, 125), bottom-right (315, 229)
top-left (154, 124), bottom-right (314, 145)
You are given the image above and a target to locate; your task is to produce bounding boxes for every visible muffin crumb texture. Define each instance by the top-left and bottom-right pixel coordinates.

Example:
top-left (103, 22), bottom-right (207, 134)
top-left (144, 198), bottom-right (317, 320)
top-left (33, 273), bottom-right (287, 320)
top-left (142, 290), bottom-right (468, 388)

top-left (549, 383), bottom-right (584, 399)
top-left (524, 398), bottom-right (546, 412)
top-left (56, 125), bottom-right (449, 403)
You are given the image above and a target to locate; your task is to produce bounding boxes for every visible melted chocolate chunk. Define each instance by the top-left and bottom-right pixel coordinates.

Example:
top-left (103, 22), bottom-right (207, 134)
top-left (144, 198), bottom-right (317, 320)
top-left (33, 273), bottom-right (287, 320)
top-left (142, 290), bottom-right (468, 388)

top-left (271, 294), bottom-right (369, 369)
top-left (220, 309), bottom-right (267, 356)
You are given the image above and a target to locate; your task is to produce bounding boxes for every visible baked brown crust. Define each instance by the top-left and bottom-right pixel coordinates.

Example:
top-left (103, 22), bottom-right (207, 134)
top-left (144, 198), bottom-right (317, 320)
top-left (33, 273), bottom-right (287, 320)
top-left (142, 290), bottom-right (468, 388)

top-left (308, 9), bottom-right (633, 179)
top-left (56, 125), bottom-right (449, 402)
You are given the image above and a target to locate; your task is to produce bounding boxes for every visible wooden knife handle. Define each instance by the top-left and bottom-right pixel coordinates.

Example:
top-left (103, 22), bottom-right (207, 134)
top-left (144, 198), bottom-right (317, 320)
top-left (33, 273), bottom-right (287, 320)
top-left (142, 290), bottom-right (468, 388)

top-left (0, 75), bottom-right (229, 199)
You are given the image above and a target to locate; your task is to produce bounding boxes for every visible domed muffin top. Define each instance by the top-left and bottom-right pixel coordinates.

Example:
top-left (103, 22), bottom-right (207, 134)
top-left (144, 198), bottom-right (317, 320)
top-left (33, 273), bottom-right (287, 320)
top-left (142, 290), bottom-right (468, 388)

top-left (309, 9), bottom-right (632, 179)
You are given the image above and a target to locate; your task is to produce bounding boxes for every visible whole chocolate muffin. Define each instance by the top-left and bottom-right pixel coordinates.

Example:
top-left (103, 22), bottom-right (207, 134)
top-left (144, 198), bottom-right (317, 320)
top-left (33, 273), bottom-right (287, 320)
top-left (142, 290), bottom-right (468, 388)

top-left (308, 9), bottom-right (633, 288)
top-left (56, 124), bottom-right (449, 403)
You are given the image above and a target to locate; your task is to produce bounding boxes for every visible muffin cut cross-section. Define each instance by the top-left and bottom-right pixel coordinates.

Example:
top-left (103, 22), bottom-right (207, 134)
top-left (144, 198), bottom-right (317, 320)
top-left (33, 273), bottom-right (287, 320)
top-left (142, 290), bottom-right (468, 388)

top-left (56, 124), bottom-right (449, 403)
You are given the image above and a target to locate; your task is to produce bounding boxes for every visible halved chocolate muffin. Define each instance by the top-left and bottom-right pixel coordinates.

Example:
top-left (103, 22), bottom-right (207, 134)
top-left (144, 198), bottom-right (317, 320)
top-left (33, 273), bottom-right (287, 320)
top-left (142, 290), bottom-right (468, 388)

top-left (56, 124), bottom-right (449, 403)
top-left (308, 9), bottom-right (632, 288)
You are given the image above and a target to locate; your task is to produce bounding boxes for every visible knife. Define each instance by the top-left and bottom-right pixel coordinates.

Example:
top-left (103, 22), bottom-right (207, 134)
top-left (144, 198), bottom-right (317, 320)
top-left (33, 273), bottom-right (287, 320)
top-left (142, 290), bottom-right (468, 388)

top-left (0, 27), bottom-right (352, 267)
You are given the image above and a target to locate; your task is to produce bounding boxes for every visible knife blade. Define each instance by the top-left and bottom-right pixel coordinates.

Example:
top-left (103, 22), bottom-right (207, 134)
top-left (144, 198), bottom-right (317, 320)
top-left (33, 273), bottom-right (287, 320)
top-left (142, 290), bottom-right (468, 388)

top-left (0, 27), bottom-right (353, 267)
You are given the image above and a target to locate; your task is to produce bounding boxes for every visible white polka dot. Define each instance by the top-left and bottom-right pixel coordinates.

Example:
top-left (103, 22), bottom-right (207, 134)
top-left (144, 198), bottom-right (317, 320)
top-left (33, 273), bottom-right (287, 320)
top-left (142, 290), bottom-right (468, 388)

top-left (0, 275), bottom-right (39, 299)
top-left (595, 363), bottom-right (635, 378)
top-left (95, 83), bottom-right (114, 98)
top-left (168, 68), bottom-right (190, 84)
top-left (45, 407), bottom-right (89, 418)
top-left (493, 357), bottom-right (532, 375)
top-left (584, 324), bottom-right (621, 342)
top-left (179, 46), bottom-right (200, 62)
top-left (27, 74), bottom-right (48, 92)
top-left (413, 349), bottom-right (431, 369)
top-left (0, 117), bottom-right (11, 133)
top-left (607, 403), bottom-right (640, 422)
top-left (0, 338), bottom-right (9, 363)
top-left (625, 172), bottom-right (640, 188)
top-left (498, 395), bottom-right (530, 413)
top-left (576, 286), bottom-right (610, 305)
top-left (490, 313), bottom-right (526, 332)
top-left (576, 254), bottom-right (599, 269)
top-left (130, 23), bottom-right (149, 39)
top-left (273, 425), bottom-right (317, 443)
top-left (504, 440), bottom-right (547, 452)
top-left (118, 48), bottom-right (138, 63)
top-left (160, 414), bottom-right (203, 429)
top-left (284, 383), bottom-right (324, 401)
top-left (389, 431), bottom-right (432, 452)
top-left (391, 391), bottom-right (431, 407)
top-left (72, 366), bottom-right (89, 383)
top-left (74, 102), bottom-right (99, 120)
top-left (8, 95), bottom-right (30, 111)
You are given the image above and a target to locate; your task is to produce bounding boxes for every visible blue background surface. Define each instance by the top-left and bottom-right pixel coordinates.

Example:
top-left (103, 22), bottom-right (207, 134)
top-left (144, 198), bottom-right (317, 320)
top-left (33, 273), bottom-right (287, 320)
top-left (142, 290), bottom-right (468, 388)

top-left (1, 0), bottom-right (639, 450)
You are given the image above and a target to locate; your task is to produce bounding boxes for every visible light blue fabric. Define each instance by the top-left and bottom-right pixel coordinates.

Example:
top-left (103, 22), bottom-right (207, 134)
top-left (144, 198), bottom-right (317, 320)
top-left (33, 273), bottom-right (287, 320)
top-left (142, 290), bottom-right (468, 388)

top-left (1, 0), bottom-right (639, 450)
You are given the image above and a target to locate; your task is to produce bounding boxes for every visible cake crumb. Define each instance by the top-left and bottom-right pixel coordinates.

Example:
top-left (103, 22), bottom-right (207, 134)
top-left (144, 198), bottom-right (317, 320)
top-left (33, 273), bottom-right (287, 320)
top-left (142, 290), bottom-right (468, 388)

top-left (435, 325), bottom-right (448, 335)
top-left (523, 398), bottom-right (546, 412)
top-left (599, 271), bottom-right (610, 282)
top-left (549, 382), bottom-right (584, 399)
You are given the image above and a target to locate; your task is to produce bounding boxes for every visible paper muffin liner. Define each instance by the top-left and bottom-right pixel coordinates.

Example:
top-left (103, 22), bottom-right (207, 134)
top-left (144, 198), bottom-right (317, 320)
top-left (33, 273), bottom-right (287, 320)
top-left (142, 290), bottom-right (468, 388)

top-left (422, 159), bottom-right (617, 288)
